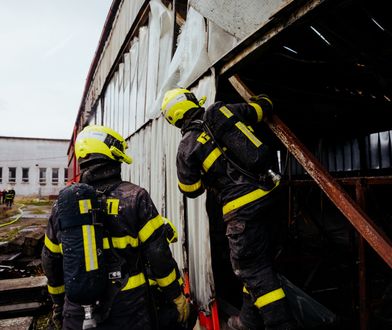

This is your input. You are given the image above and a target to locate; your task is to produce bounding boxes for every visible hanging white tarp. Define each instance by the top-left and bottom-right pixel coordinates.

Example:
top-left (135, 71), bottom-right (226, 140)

top-left (150, 7), bottom-right (211, 118)
top-left (146, 0), bottom-right (174, 115)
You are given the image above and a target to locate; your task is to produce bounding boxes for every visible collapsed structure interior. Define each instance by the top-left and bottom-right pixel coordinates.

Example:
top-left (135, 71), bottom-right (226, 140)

top-left (208, 0), bottom-right (392, 328)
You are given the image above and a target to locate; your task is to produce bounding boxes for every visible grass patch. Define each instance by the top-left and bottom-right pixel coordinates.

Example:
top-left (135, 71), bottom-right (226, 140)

top-left (33, 312), bottom-right (52, 330)
top-left (0, 206), bottom-right (19, 221)
top-left (18, 199), bottom-right (54, 206)
top-left (30, 209), bottom-right (48, 215)
top-left (0, 227), bottom-right (19, 242)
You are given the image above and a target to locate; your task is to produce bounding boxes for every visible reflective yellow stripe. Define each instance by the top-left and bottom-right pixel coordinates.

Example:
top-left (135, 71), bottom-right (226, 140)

top-left (178, 277), bottom-right (184, 286)
top-left (178, 179), bottom-right (202, 193)
top-left (103, 235), bottom-right (139, 249)
top-left (106, 198), bottom-right (119, 215)
top-left (202, 147), bottom-right (223, 172)
top-left (243, 286), bottom-right (249, 294)
top-left (249, 103), bottom-right (263, 122)
top-left (235, 121), bottom-right (262, 147)
top-left (139, 215), bottom-right (164, 243)
top-left (156, 268), bottom-right (177, 287)
top-left (78, 199), bottom-right (92, 214)
top-left (121, 273), bottom-right (146, 291)
top-left (149, 279), bottom-right (158, 286)
top-left (219, 106), bottom-right (234, 118)
top-left (44, 234), bottom-right (62, 254)
top-left (197, 132), bottom-right (211, 144)
top-left (82, 225), bottom-right (98, 272)
top-left (223, 182), bottom-right (280, 215)
top-left (254, 288), bottom-right (286, 308)
top-left (47, 284), bottom-right (65, 295)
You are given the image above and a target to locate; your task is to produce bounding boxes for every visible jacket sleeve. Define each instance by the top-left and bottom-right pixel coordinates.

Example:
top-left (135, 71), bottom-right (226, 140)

top-left (136, 189), bottom-right (183, 300)
top-left (176, 138), bottom-right (205, 198)
top-left (41, 203), bottom-right (65, 305)
top-left (228, 102), bottom-right (266, 125)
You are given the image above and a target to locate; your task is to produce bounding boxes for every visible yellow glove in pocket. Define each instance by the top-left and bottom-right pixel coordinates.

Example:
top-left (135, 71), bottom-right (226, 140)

top-left (173, 293), bottom-right (190, 323)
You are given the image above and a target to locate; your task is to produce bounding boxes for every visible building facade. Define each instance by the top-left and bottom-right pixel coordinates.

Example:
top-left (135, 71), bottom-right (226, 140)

top-left (66, 1), bottom-right (392, 329)
top-left (0, 136), bottom-right (69, 197)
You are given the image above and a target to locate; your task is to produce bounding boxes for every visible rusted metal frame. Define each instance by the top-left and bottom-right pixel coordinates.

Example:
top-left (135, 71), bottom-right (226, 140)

top-left (286, 176), bottom-right (392, 186)
top-left (218, 0), bottom-right (326, 76)
top-left (228, 74), bottom-right (392, 268)
top-left (355, 180), bottom-right (368, 330)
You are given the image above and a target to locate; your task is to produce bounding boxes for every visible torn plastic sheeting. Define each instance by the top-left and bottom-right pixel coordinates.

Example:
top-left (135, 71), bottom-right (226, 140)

top-left (207, 20), bottom-right (238, 65)
top-left (146, 0), bottom-right (174, 114)
top-left (150, 7), bottom-right (211, 119)
top-left (136, 27), bottom-right (149, 132)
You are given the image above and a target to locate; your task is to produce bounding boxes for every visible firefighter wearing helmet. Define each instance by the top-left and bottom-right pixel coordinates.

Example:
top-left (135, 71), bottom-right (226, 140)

top-left (162, 88), bottom-right (296, 330)
top-left (42, 125), bottom-right (190, 330)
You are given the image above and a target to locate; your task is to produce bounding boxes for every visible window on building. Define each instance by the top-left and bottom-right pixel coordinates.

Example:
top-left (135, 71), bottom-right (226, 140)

top-left (39, 168), bottom-right (46, 185)
top-left (64, 168), bottom-right (68, 184)
top-left (8, 167), bottom-right (16, 183)
top-left (0, 167), bottom-right (2, 183)
top-left (52, 168), bottom-right (59, 185)
top-left (22, 168), bottom-right (29, 183)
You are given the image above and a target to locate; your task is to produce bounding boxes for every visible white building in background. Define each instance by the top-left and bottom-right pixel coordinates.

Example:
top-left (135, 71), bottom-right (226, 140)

top-left (0, 136), bottom-right (69, 197)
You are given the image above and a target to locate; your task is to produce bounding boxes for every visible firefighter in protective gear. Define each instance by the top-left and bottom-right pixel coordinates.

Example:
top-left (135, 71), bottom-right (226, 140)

top-left (42, 125), bottom-right (189, 329)
top-left (161, 89), bottom-right (296, 330)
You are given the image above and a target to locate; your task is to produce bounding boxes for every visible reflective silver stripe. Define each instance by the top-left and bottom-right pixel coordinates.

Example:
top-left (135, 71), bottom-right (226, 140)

top-left (82, 225), bottom-right (98, 272)
top-left (163, 94), bottom-right (188, 114)
top-left (219, 106), bottom-right (234, 118)
top-left (235, 121), bottom-right (262, 147)
top-left (79, 199), bottom-right (92, 214)
top-left (76, 130), bottom-right (107, 143)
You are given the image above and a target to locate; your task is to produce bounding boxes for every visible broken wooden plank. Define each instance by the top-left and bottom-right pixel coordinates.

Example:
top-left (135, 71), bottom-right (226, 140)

top-left (0, 302), bottom-right (43, 313)
top-left (0, 316), bottom-right (34, 330)
top-left (0, 276), bottom-right (47, 292)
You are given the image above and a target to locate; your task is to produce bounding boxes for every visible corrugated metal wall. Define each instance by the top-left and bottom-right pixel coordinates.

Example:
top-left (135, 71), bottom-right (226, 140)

top-left (79, 0), bottom-right (349, 312)
top-left (289, 130), bottom-right (392, 175)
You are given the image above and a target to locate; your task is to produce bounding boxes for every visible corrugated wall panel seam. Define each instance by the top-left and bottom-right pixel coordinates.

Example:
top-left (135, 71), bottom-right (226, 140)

top-left (84, 0), bottom-right (146, 122)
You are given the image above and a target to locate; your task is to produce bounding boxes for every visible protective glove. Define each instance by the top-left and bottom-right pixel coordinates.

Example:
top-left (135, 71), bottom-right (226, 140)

top-left (249, 94), bottom-right (273, 118)
top-left (51, 303), bottom-right (63, 329)
top-left (173, 293), bottom-right (190, 323)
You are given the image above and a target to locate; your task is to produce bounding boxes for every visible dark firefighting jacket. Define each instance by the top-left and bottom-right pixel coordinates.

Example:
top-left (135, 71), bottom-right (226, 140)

top-left (176, 101), bottom-right (280, 222)
top-left (42, 171), bottom-right (182, 313)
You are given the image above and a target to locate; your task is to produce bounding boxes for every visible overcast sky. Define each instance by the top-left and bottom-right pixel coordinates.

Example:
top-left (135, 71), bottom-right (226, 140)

top-left (0, 1), bottom-right (113, 140)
